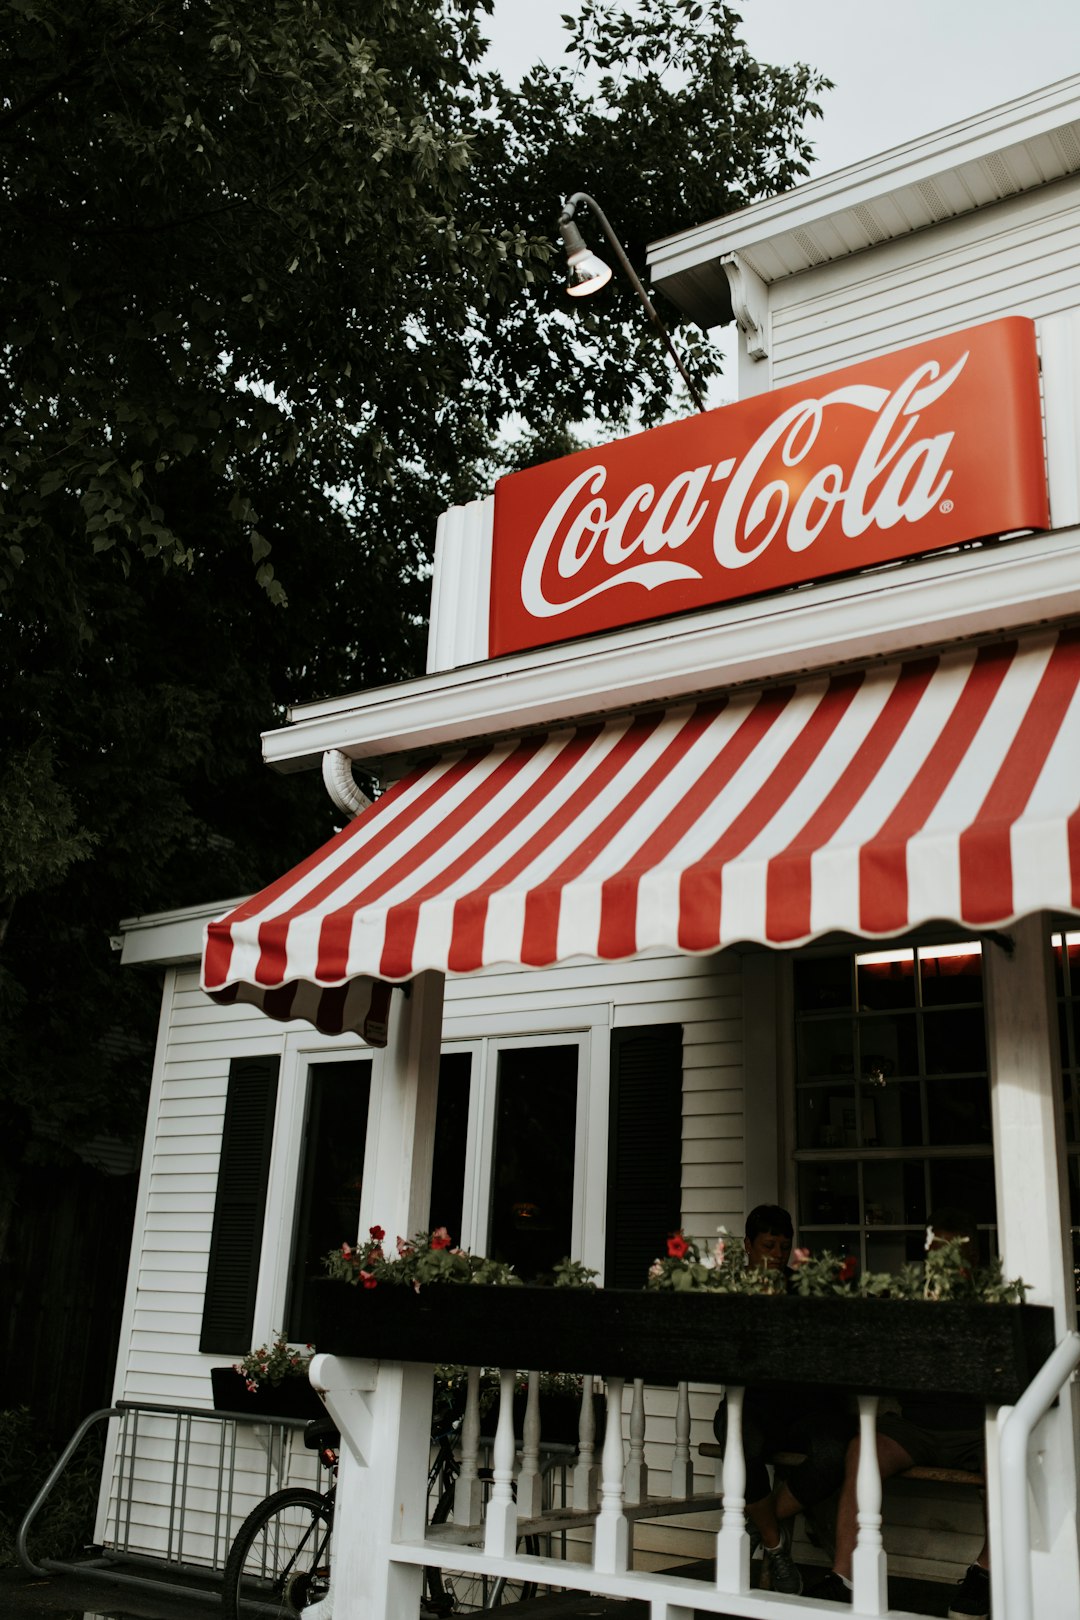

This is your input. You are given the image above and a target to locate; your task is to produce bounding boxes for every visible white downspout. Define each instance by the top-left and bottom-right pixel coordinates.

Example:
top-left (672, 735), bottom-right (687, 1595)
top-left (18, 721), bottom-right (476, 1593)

top-left (322, 749), bottom-right (371, 817)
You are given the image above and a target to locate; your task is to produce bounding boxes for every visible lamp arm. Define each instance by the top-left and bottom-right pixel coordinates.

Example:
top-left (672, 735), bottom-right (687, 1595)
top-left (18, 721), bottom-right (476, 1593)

top-left (561, 192), bottom-right (707, 414)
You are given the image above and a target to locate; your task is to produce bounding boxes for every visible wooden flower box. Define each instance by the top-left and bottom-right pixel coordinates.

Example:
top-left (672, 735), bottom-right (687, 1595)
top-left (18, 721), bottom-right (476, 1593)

top-left (309, 1285), bottom-right (1056, 1405)
top-left (210, 1365), bottom-right (326, 1421)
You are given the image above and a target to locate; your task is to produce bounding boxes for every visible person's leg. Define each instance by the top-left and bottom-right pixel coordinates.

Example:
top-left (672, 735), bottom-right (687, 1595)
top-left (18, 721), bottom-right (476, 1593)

top-left (832, 1431), bottom-right (914, 1580)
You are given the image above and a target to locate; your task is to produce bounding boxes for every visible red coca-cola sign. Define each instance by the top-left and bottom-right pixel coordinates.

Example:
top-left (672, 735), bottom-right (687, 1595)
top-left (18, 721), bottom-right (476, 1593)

top-left (489, 317), bottom-right (1048, 658)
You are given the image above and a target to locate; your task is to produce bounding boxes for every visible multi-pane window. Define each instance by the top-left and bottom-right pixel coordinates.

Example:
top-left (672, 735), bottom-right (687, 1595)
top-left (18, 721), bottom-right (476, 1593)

top-left (792, 941), bottom-right (995, 1272)
top-left (488, 1044), bottom-right (579, 1281)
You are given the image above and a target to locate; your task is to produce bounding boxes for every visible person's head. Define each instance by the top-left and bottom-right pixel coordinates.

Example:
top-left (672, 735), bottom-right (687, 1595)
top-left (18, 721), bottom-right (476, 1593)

top-left (926, 1205), bottom-right (980, 1267)
top-left (744, 1204), bottom-right (794, 1270)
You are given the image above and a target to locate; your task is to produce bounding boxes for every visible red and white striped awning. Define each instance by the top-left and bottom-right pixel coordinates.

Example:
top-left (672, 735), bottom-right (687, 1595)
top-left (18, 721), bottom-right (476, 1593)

top-left (203, 628), bottom-right (1080, 1042)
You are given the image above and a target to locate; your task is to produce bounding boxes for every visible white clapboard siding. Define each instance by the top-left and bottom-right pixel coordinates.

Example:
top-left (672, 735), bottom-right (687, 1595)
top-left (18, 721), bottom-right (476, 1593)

top-left (769, 179), bottom-right (1080, 383)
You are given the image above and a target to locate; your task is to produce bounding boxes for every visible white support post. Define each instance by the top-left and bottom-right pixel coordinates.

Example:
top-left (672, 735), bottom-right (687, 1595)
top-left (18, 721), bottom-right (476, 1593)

top-left (593, 1376), bottom-right (629, 1573)
top-left (984, 918), bottom-right (1080, 1620)
top-left (454, 1365), bottom-right (483, 1528)
top-left (714, 1385), bottom-right (749, 1594)
top-left (573, 1375), bottom-right (599, 1510)
top-left (851, 1394), bottom-right (887, 1616)
top-left (518, 1369), bottom-right (544, 1518)
top-left (670, 1380), bottom-right (693, 1500)
top-left (304, 973), bottom-right (445, 1620)
top-left (624, 1378), bottom-right (648, 1504)
top-left (485, 1367), bottom-right (519, 1558)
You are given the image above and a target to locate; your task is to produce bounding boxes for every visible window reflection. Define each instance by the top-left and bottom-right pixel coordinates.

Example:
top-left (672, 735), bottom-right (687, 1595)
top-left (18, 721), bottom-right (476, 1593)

top-left (488, 1045), bottom-right (578, 1281)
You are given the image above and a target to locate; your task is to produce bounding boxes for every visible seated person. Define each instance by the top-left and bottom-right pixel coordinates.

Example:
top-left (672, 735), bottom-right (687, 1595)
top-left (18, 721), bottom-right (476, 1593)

top-left (713, 1204), bottom-right (854, 1597)
top-left (809, 1206), bottom-right (990, 1620)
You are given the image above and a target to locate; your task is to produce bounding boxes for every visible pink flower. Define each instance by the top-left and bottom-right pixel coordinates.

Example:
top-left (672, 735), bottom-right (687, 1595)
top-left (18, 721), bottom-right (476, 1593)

top-left (713, 1236), bottom-right (726, 1266)
top-left (341, 1242), bottom-right (353, 1258)
top-left (790, 1247), bottom-right (812, 1268)
top-left (245, 1379), bottom-right (259, 1393)
top-left (666, 1232), bottom-right (689, 1259)
top-left (396, 1236), bottom-right (413, 1257)
top-left (431, 1227), bottom-right (452, 1250)
top-left (370, 1225), bottom-right (386, 1242)
top-left (412, 1279), bottom-right (421, 1293)
top-left (359, 1270), bottom-right (377, 1289)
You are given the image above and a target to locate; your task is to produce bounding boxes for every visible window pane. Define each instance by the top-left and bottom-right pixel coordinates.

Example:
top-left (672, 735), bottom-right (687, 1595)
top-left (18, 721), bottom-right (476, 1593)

top-left (798, 1018), bottom-right (855, 1079)
top-left (919, 943), bottom-right (983, 1006)
top-left (864, 1079), bottom-right (923, 1149)
top-left (928, 1157), bottom-right (997, 1227)
top-left (428, 1052), bottom-right (472, 1244)
top-left (489, 1045), bottom-right (578, 1282)
top-left (864, 1158), bottom-right (926, 1226)
top-left (799, 1161), bottom-right (860, 1228)
top-left (857, 950), bottom-right (916, 1011)
top-left (794, 955), bottom-right (853, 1013)
top-left (859, 1013), bottom-right (918, 1080)
top-left (797, 1083), bottom-right (855, 1150)
top-left (287, 1061), bottom-right (372, 1342)
top-left (923, 1007), bottom-right (986, 1074)
top-left (925, 1076), bottom-right (992, 1145)
top-left (864, 1231), bottom-right (915, 1273)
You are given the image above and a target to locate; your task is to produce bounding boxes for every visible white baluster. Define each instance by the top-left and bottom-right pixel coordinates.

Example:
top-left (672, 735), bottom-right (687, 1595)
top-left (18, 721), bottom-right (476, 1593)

top-left (852, 1393), bottom-right (887, 1615)
top-left (573, 1374), bottom-right (599, 1510)
top-left (714, 1384), bottom-right (749, 1593)
top-left (624, 1378), bottom-right (648, 1504)
top-left (670, 1379), bottom-right (693, 1500)
top-left (517, 1369), bottom-right (544, 1517)
top-left (593, 1376), bottom-right (629, 1573)
top-left (453, 1364), bottom-right (483, 1528)
top-left (484, 1367), bottom-right (519, 1558)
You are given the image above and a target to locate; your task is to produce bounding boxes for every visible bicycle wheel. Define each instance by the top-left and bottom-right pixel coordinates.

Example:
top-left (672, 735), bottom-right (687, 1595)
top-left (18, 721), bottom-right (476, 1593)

top-left (424, 1483), bottom-right (538, 1612)
top-left (222, 1486), bottom-right (333, 1620)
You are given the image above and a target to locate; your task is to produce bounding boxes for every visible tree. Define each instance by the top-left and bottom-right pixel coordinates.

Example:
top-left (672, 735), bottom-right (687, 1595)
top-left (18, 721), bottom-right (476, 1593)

top-left (0, 0), bottom-right (827, 1255)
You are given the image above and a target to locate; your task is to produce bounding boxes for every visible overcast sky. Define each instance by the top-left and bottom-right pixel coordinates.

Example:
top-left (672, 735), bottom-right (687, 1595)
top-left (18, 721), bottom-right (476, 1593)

top-left (485, 0), bottom-right (1080, 178)
top-left (483, 0), bottom-right (1079, 405)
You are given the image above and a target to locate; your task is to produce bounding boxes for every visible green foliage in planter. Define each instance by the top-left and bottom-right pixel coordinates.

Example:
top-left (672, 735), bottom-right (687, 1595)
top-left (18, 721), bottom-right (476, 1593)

top-left (232, 1331), bottom-right (313, 1392)
top-left (325, 1226), bottom-right (522, 1291)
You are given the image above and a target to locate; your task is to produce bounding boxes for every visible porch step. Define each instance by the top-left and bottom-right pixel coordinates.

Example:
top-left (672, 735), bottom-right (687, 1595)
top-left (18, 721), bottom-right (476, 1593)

top-left (698, 1442), bottom-right (984, 1487)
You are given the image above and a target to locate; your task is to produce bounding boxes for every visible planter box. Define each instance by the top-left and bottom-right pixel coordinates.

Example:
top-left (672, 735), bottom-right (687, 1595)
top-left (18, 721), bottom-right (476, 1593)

top-left (310, 1285), bottom-right (1056, 1407)
top-left (210, 1366), bottom-right (326, 1421)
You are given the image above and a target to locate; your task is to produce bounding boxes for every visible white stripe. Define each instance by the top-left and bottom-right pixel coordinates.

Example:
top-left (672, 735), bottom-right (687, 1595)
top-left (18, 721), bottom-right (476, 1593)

top-left (907, 638), bottom-right (1054, 925)
top-left (1010, 659), bottom-right (1080, 914)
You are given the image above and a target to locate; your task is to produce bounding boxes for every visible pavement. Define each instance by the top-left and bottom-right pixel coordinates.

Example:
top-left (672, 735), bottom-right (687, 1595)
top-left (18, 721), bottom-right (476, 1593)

top-left (0, 1566), bottom-right (218, 1620)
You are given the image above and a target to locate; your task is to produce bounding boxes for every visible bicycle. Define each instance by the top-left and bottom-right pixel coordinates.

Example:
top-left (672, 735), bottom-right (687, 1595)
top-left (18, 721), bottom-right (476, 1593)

top-left (220, 1414), bottom-right (539, 1618)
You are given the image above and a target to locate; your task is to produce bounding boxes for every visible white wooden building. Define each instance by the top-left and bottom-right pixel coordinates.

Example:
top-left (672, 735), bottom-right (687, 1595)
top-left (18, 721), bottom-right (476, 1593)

top-left (105, 73), bottom-right (1080, 1620)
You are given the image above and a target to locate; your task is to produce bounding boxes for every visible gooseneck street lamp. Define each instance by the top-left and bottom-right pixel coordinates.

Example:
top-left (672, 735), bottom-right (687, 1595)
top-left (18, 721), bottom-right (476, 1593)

top-left (557, 191), bottom-right (707, 414)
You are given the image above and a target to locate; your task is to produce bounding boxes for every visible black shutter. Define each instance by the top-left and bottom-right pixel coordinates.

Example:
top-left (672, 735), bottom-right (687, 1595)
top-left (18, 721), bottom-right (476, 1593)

top-left (200, 1056), bottom-right (280, 1354)
top-left (606, 1025), bottom-right (683, 1290)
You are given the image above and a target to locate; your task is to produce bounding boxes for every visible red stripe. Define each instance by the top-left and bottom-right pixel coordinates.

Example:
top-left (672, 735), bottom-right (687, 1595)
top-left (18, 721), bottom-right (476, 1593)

top-left (859, 642), bottom-right (1017, 934)
top-left (314, 739), bottom-right (545, 982)
top-left (588, 701), bottom-right (749, 961)
top-left (202, 763), bottom-right (430, 989)
top-left (959, 631), bottom-right (1080, 922)
top-left (445, 713), bottom-right (668, 972)
top-left (377, 724), bottom-right (605, 978)
top-left (677, 675), bottom-right (864, 953)
top-left (763, 658), bottom-right (938, 942)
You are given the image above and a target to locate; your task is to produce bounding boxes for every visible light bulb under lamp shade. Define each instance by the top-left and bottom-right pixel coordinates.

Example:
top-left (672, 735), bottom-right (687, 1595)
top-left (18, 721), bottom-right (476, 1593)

top-left (566, 247), bottom-right (613, 296)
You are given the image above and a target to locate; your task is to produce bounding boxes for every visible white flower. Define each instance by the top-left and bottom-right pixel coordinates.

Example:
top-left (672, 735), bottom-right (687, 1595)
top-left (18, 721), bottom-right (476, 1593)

top-left (925, 1225), bottom-right (936, 1253)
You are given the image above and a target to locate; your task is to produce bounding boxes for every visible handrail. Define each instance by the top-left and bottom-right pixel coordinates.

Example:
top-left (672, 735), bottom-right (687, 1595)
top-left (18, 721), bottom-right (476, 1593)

top-left (999, 1329), bottom-right (1080, 1620)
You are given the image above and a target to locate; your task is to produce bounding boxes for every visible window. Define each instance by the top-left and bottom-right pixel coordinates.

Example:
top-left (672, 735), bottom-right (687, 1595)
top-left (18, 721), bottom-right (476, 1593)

top-left (792, 941), bottom-right (995, 1272)
top-left (487, 1044), bottom-right (579, 1281)
top-left (1052, 931), bottom-right (1080, 1296)
top-left (428, 1050), bottom-right (472, 1241)
top-left (605, 1026), bottom-right (683, 1289)
top-left (286, 1060), bottom-right (372, 1342)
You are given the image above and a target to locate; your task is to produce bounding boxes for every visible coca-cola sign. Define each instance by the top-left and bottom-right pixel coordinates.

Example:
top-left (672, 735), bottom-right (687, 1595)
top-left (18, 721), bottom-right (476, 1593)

top-left (489, 317), bottom-right (1048, 657)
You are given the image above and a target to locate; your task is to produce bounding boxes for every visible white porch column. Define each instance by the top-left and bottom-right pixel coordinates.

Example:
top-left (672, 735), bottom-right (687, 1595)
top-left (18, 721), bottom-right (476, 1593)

top-left (310, 973), bottom-right (445, 1620)
top-left (984, 918), bottom-right (1080, 1620)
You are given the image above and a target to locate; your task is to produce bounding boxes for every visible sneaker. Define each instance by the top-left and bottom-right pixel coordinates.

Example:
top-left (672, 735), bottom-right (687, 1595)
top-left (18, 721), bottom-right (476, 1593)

top-left (948, 1562), bottom-right (990, 1619)
top-left (761, 1527), bottom-right (803, 1596)
top-left (807, 1571), bottom-right (852, 1604)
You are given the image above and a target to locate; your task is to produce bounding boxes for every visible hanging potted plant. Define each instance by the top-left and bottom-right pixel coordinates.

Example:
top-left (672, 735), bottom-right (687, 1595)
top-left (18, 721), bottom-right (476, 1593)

top-left (210, 1332), bottom-right (325, 1420)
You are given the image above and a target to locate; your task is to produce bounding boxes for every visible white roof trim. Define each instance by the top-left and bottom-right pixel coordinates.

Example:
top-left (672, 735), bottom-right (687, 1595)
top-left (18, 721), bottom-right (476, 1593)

top-left (649, 73), bottom-right (1080, 325)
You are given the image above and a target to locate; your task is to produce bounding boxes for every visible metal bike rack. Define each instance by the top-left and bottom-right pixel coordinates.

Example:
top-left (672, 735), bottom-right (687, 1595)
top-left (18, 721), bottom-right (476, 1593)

top-left (18, 1399), bottom-right (316, 1602)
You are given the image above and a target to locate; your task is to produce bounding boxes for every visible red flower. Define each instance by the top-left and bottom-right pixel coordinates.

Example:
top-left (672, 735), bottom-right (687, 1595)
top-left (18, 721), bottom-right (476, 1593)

top-left (359, 1270), bottom-right (378, 1289)
top-left (369, 1225), bottom-right (386, 1242)
top-left (667, 1232), bottom-right (689, 1259)
top-left (431, 1227), bottom-right (452, 1250)
top-left (838, 1255), bottom-right (858, 1283)
top-left (341, 1241), bottom-right (352, 1259)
